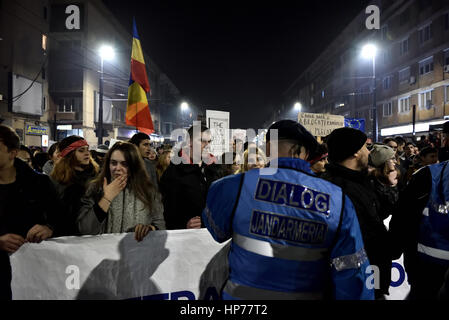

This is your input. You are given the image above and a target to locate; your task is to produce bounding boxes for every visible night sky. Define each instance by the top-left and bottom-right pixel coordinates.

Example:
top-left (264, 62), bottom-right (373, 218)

top-left (103, 0), bottom-right (370, 129)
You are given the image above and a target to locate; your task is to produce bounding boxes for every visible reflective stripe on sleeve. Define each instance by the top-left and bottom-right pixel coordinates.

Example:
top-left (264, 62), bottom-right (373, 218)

top-left (233, 233), bottom-right (328, 262)
top-left (203, 206), bottom-right (227, 241)
top-left (331, 248), bottom-right (368, 272)
top-left (223, 280), bottom-right (324, 300)
top-left (418, 243), bottom-right (449, 261)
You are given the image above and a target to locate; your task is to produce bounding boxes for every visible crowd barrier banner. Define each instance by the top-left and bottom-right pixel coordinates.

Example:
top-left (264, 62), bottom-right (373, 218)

top-left (11, 229), bottom-right (229, 300)
top-left (11, 227), bottom-right (410, 300)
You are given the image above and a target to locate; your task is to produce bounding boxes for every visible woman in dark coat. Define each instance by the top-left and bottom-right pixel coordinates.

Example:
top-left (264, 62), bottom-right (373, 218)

top-left (50, 135), bottom-right (99, 236)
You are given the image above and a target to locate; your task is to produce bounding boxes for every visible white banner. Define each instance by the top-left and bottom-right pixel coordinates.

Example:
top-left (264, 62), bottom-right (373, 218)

top-left (11, 226), bottom-right (410, 300)
top-left (11, 229), bottom-right (229, 300)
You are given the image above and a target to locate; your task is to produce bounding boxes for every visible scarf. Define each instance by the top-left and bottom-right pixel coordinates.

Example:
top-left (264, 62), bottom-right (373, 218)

top-left (106, 188), bottom-right (151, 233)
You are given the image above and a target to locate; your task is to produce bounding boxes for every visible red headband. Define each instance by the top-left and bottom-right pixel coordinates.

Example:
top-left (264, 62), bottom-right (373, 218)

top-left (60, 139), bottom-right (89, 158)
top-left (309, 153), bottom-right (328, 165)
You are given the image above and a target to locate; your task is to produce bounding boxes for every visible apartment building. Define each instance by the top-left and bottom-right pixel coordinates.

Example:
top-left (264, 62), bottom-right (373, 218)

top-left (0, 0), bottom-right (182, 147)
top-left (282, 0), bottom-right (449, 140)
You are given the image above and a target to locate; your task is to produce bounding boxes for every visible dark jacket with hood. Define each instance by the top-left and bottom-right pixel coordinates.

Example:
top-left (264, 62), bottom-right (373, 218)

top-left (51, 164), bottom-right (97, 236)
top-left (0, 158), bottom-right (60, 300)
top-left (321, 162), bottom-right (393, 296)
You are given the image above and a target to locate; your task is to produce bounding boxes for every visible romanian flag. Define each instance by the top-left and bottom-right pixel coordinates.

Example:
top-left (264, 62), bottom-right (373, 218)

top-left (126, 18), bottom-right (154, 134)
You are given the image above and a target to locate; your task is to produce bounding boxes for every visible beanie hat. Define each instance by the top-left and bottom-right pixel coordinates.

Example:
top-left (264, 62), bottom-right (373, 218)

top-left (369, 144), bottom-right (395, 168)
top-left (327, 127), bottom-right (367, 163)
top-left (266, 120), bottom-right (318, 153)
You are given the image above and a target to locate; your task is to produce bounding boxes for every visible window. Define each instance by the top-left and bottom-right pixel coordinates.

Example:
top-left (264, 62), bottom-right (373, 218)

top-left (42, 34), bottom-right (47, 51)
top-left (445, 86), bottom-right (449, 102)
top-left (383, 76), bottom-right (392, 90)
top-left (444, 50), bottom-right (449, 66)
top-left (398, 97), bottom-right (410, 113)
top-left (321, 90), bottom-right (325, 98)
top-left (419, 24), bottom-right (432, 44)
top-left (400, 38), bottom-right (409, 56)
top-left (419, 90), bottom-right (433, 109)
top-left (398, 67), bottom-right (410, 83)
top-left (383, 102), bottom-right (393, 117)
top-left (445, 13), bottom-right (449, 30)
top-left (419, 57), bottom-right (434, 75)
top-left (310, 96), bottom-right (314, 106)
top-left (58, 97), bottom-right (81, 113)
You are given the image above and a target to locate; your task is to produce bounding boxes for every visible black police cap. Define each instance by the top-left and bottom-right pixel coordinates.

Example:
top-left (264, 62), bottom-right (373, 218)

top-left (266, 120), bottom-right (318, 152)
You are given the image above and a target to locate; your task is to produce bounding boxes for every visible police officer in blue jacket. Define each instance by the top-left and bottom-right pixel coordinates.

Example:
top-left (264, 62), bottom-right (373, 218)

top-left (202, 120), bottom-right (374, 300)
top-left (390, 156), bottom-right (449, 300)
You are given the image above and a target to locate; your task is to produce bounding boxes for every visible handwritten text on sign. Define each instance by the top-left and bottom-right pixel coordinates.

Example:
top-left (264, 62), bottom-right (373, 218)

top-left (297, 112), bottom-right (345, 137)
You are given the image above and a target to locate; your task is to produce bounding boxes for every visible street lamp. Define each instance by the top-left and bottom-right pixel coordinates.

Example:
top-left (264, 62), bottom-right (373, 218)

top-left (180, 102), bottom-right (189, 128)
top-left (98, 45), bottom-right (115, 145)
top-left (361, 43), bottom-right (377, 142)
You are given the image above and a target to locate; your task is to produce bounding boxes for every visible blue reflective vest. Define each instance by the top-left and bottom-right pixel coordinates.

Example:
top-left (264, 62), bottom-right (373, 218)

top-left (203, 157), bottom-right (374, 300)
top-left (417, 161), bottom-right (449, 265)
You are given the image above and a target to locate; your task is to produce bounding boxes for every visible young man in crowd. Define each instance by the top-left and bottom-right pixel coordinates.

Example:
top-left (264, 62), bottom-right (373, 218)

top-left (0, 125), bottom-right (59, 300)
top-left (129, 132), bottom-right (159, 190)
top-left (159, 124), bottom-right (220, 230)
top-left (322, 127), bottom-right (394, 299)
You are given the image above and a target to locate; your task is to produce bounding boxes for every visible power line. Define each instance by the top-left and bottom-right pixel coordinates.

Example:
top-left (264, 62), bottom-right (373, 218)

top-left (11, 55), bottom-right (48, 102)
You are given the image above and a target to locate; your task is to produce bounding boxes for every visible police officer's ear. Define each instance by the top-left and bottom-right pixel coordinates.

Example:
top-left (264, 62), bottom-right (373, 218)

top-left (298, 146), bottom-right (309, 160)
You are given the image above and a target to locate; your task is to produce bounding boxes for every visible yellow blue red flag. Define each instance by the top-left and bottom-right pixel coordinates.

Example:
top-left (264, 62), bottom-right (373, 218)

top-left (126, 18), bottom-right (154, 134)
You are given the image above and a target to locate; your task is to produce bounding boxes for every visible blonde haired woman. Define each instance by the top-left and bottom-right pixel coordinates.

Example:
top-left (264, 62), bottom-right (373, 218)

top-left (236, 146), bottom-right (267, 173)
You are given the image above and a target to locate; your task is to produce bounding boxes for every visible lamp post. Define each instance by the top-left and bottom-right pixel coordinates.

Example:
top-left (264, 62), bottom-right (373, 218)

top-left (294, 102), bottom-right (302, 120)
top-left (98, 45), bottom-right (115, 146)
top-left (180, 102), bottom-right (189, 128)
top-left (361, 44), bottom-right (377, 142)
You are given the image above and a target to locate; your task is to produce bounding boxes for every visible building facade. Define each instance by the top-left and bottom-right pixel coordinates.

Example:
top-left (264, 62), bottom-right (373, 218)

top-left (282, 0), bottom-right (449, 140)
top-left (0, 0), bottom-right (183, 148)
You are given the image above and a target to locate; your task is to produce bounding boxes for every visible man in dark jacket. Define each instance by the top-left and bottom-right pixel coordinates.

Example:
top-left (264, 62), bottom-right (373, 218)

top-left (159, 124), bottom-right (221, 230)
top-left (0, 125), bottom-right (58, 300)
top-left (321, 127), bottom-right (393, 299)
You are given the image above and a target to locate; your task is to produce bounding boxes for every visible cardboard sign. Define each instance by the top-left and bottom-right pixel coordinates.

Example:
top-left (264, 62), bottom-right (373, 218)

top-left (297, 112), bottom-right (345, 137)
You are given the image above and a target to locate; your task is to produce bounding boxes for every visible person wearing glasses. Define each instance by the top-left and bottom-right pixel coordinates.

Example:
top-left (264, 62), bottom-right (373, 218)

top-left (159, 124), bottom-right (221, 230)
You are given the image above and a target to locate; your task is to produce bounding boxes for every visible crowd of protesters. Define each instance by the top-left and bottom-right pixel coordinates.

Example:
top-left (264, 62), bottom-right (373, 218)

top-left (1, 120), bottom-right (449, 300)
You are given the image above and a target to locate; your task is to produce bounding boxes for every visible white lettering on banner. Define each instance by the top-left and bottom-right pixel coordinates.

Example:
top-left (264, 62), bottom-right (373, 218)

top-left (65, 265), bottom-right (80, 290)
top-left (365, 5), bottom-right (380, 30)
top-left (65, 5), bottom-right (80, 30)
